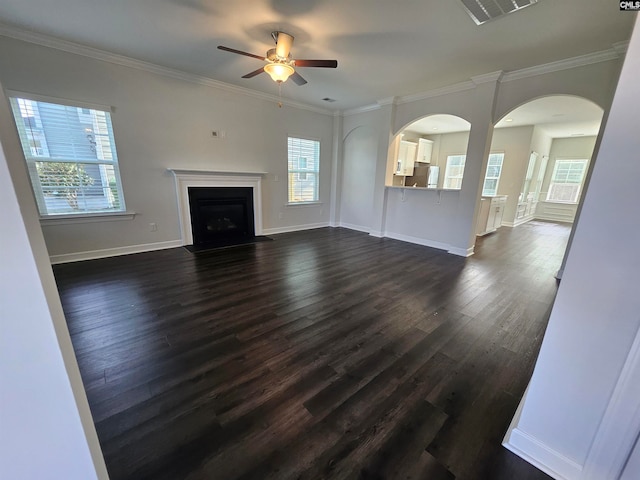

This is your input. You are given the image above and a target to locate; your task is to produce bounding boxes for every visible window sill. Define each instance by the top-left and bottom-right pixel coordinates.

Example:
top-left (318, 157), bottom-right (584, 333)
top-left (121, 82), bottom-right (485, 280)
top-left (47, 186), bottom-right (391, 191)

top-left (540, 200), bottom-right (579, 205)
top-left (285, 201), bottom-right (323, 207)
top-left (386, 186), bottom-right (460, 192)
top-left (40, 211), bottom-right (137, 225)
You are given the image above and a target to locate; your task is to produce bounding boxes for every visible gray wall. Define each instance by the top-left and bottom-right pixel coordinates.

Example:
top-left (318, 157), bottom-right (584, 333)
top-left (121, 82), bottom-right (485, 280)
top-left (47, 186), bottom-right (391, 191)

top-left (0, 82), bottom-right (108, 479)
top-left (0, 36), bottom-right (334, 261)
top-left (339, 125), bottom-right (377, 231)
top-left (338, 58), bottom-right (621, 256)
top-left (505, 18), bottom-right (640, 479)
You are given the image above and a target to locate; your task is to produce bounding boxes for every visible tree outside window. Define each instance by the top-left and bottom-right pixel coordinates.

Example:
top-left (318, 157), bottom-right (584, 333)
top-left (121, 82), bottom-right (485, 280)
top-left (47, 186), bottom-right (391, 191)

top-left (9, 96), bottom-right (126, 216)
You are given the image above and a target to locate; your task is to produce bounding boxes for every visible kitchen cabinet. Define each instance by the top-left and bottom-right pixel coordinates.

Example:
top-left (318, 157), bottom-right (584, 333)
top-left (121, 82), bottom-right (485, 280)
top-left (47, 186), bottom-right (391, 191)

top-left (416, 138), bottom-right (433, 164)
top-left (476, 195), bottom-right (507, 236)
top-left (396, 140), bottom-right (417, 176)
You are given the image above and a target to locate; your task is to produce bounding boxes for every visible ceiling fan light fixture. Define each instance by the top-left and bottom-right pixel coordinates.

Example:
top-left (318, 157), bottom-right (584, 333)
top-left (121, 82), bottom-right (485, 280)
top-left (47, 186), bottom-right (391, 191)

top-left (264, 63), bottom-right (294, 83)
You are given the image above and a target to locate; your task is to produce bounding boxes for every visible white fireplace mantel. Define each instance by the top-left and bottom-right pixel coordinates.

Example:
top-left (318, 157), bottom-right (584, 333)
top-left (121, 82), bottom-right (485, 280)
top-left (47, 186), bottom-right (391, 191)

top-left (167, 169), bottom-right (266, 245)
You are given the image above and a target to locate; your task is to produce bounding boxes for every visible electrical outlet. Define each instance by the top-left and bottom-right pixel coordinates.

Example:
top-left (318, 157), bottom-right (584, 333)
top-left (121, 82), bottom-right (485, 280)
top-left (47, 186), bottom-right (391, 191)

top-left (149, 222), bottom-right (157, 232)
top-left (278, 212), bottom-right (284, 220)
top-left (274, 174), bottom-right (279, 182)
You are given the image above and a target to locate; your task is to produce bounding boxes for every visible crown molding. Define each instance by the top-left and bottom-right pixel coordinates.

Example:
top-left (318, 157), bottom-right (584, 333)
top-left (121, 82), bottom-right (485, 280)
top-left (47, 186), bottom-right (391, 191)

top-left (0, 23), bottom-right (334, 116)
top-left (471, 70), bottom-right (504, 85)
top-left (342, 103), bottom-right (381, 116)
top-left (377, 96), bottom-right (398, 106)
top-left (501, 47), bottom-right (622, 83)
top-left (612, 41), bottom-right (629, 56)
top-left (396, 80), bottom-right (475, 105)
top-left (1, 22), bottom-right (628, 119)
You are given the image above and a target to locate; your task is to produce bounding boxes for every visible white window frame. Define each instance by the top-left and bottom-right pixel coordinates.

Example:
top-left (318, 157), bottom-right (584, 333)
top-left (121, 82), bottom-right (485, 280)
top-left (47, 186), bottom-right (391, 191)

top-left (482, 153), bottom-right (505, 196)
top-left (443, 154), bottom-right (467, 190)
top-left (546, 158), bottom-right (588, 204)
top-left (287, 136), bottom-right (320, 204)
top-left (8, 92), bottom-right (126, 218)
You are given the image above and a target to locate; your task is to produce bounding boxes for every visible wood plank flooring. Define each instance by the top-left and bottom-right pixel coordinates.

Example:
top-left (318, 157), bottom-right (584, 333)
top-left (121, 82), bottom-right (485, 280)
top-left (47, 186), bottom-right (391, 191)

top-left (53, 222), bottom-right (570, 480)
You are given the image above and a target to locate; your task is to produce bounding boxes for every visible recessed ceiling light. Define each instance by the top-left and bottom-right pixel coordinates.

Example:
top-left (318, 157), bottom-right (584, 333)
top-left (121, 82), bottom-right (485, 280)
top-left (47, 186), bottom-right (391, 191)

top-left (505, 118), bottom-right (513, 122)
top-left (432, 127), bottom-right (439, 130)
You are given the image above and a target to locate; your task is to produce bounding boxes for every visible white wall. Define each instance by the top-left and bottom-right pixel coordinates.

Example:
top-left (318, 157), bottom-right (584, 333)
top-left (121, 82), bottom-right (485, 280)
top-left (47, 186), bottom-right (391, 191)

top-left (504, 17), bottom-right (640, 480)
top-left (0, 83), bottom-right (108, 479)
top-left (0, 36), bottom-right (334, 261)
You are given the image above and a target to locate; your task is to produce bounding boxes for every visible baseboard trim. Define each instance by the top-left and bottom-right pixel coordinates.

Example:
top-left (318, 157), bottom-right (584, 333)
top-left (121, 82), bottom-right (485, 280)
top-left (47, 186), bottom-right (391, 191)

top-left (503, 428), bottom-right (583, 480)
top-left (49, 240), bottom-right (183, 264)
top-left (503, 216), bottom-right (534, 228)
top-left (534, 214), bottom-right (576, 223)
top-left (382, 231), bottom-right (450, 252)
top-left (262, 222), bottom-right (330, 235)
top-left (448, 246), bottom-right (474, 257)
top-left (339, 222), bottom-right (371, 233)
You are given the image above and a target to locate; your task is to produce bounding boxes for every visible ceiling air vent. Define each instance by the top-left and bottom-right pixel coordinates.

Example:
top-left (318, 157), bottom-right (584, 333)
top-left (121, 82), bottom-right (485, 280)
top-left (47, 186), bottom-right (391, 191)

top-left (460, 0), bottom-right (539, 25)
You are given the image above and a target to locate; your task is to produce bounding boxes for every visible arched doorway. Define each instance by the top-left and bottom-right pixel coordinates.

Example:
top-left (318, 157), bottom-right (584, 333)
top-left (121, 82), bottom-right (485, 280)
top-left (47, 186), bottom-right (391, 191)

top-left (490, 95), bottom-right (603, 227)
top-left (390, 114), bottom-right (472, 190)
top-left (476, 95), bottom-right (604, 272)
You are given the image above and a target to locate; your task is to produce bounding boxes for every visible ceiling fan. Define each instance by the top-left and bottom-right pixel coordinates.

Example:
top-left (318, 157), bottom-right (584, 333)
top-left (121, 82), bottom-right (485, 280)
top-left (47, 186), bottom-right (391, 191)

top-left (217, 31), bottom-right (337, 85)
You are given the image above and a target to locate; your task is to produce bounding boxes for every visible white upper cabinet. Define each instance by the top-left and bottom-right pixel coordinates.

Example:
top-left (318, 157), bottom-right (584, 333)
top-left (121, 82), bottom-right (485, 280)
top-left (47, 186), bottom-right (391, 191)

top-left (416, 138), bottom-right (433, 164)
top-left (397, 140), bottom-right (417, 176)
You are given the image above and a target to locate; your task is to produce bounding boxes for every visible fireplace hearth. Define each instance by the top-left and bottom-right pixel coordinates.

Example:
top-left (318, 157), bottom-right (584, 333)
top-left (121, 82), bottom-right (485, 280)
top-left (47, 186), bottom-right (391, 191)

top-left (188, 187), bottom-right (255, 247)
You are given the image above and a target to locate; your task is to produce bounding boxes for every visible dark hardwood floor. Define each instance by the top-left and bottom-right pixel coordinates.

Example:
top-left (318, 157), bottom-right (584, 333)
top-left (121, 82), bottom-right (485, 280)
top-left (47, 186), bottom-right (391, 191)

top-left (54, 222), bottom-right (570, 480)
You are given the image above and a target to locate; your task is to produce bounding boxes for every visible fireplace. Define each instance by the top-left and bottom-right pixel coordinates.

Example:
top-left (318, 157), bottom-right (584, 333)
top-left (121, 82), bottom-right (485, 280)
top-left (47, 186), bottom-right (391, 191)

top-left (188, 187), bottom-right (255, 246)
top-left (168, 169), bottom-right (265, 247)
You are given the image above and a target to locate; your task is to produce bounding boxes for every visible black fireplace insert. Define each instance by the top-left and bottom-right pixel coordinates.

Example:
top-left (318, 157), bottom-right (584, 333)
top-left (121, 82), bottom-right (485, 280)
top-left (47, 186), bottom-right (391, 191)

top-left (188, 187), bottom-right (255, 247)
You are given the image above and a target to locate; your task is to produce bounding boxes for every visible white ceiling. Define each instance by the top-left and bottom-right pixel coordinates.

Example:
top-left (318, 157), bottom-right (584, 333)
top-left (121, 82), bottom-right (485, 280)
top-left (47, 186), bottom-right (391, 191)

top-left (405, 96), bottom-right (604, 138)
top-left (0, 1), bottom-right (634, 111)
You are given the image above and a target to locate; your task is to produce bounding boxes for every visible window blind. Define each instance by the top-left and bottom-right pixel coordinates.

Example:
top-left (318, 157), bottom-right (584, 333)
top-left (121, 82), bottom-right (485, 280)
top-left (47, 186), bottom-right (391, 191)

top-left (9, 96), bottom-right (125, 216)
top-left (547, 159), bottom-right (587, 203)
top-left (288, 137), bottom-right (320, 203)
top-left (482, 153), bottom-right (505, 196)
top-left (444, 155), bottom-right (466, 190)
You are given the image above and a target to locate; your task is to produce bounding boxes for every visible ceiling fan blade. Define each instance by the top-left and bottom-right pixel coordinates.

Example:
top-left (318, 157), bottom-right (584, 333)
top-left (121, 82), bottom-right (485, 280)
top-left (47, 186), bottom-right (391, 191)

top-left (242, 67), bottom-right (265, 79)
top-left (217, 45), bottom-right (265, 61)
top-left (294, 59), bottom-right (338, 68)
top-left (274, 32), bottom-right (294, 58)
top-left (291, 72), bottom-right (307, 86)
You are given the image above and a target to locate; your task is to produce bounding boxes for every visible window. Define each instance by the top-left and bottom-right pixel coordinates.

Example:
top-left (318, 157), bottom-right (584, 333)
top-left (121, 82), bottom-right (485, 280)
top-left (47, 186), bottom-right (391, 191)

top-left (482, 153), bottom-right (505, 196)
top-left (443, 155), bottom-right (466, 190)
top-left (9, 95), bottom-right (125, 216)
top-left (546, 159), bottom-right (588, 203)
top-left (288, 137), bottom-right (320, 203)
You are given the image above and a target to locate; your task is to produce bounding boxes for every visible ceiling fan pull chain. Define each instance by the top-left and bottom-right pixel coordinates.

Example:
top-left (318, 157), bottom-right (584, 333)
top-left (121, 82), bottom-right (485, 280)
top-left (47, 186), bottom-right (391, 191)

top-left (278, 82), bottom-right (283, 108)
